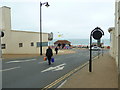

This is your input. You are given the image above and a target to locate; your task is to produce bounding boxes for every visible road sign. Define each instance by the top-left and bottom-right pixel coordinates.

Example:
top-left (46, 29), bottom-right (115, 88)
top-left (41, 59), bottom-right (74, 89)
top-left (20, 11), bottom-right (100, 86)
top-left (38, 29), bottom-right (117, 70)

top-left (93, 30), bottom-right (102, 40)
top-left (0, 31), bottom-right (4, 37)
top-left (91, 27), bottom-right (104, 40)
top-left (48, 32), bottom-right (53, 41)
top-left (89, 27), bottom-right (104, 72)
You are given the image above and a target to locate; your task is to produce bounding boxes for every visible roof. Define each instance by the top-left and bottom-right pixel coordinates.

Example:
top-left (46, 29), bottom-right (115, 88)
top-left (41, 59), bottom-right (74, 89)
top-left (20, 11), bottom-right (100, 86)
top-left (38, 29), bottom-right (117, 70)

top-left (1, 6), bottom-right (11, 9)
top-left (54, 40), bottom-right (71, 44)
top-left (108, 27), bottom-right (115, 33)
top-left (11, 30), bottom-right (48, 34)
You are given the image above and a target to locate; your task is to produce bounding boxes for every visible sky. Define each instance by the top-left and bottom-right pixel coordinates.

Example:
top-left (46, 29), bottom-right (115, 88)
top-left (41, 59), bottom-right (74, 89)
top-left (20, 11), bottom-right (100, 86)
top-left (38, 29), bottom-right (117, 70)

top-left (0, 0), bottom-right (115, 39)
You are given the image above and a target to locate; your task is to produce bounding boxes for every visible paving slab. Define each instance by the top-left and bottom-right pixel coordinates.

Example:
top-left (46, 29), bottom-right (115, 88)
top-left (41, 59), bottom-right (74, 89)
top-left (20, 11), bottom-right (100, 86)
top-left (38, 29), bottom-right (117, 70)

top-left (60, 53), bottom-right (118, 88)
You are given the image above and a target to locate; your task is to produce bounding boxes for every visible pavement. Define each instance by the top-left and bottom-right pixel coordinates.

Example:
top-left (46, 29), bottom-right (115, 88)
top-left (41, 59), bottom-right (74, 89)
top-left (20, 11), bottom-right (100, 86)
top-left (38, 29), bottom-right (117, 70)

top-left (59, 53), bottom-right (118, 88)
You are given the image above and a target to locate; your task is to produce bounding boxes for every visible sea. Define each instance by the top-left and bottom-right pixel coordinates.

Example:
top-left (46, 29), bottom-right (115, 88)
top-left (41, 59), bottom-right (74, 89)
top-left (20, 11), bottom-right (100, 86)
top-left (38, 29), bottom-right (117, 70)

top-left (49, 39), bottom-right (110, 46)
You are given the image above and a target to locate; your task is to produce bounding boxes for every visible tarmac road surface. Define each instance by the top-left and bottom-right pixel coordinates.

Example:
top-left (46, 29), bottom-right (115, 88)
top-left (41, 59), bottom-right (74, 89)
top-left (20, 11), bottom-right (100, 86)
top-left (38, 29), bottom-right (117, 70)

top-left (2, 48), bottom-right (108, 88)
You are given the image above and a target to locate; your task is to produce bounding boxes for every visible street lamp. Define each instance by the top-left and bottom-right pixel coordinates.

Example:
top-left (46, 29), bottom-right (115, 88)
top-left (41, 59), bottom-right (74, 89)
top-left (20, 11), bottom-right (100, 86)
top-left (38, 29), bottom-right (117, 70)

top-left (89, 27), bottom-right (104, 72)
top-left (40, 2), bottom-right (50, 55)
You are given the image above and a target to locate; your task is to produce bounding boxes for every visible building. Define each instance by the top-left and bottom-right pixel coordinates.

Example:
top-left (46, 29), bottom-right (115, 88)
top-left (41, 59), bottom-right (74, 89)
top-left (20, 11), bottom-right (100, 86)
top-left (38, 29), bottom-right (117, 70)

top-left (108, 1), bottom-right (120, 88)
top-left (0, 6), bottom-right (50, 54)
top-left (108, 27), bottom-right (117, 59)
top-left (54, 40), bottom-right (71, 45)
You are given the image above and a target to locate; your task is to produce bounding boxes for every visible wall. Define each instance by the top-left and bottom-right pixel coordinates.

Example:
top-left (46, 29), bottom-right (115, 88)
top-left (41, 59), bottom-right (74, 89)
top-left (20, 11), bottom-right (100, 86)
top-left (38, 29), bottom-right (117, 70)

top-left (2, 30), bottom-right (48, 54)
top-left (109, 28), bottom-right (115, 58)
top-left (117, 2), bottom-right (120, 89)
top-left (0, 6), bottom-right (11, 30)
top-left (115, 1), bottom-right (120, 89)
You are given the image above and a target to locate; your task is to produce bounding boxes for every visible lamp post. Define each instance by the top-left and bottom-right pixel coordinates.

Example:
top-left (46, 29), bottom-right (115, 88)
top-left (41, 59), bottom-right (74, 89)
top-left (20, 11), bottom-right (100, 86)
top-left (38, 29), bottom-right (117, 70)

top-left (89, 27), bottom-right (104, 72)
top-left (40, 2), bottom-right (50, 55)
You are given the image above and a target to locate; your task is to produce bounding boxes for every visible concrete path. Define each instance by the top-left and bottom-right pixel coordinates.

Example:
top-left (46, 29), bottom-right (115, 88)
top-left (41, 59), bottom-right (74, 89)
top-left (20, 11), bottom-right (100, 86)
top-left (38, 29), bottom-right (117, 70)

top-left (59, 53), bottom-right (118, 88)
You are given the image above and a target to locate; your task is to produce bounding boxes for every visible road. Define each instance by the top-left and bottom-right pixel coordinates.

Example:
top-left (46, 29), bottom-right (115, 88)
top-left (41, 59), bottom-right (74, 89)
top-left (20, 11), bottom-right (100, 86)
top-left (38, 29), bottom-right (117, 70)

top-left (2, 48), bottom-right (108, 88)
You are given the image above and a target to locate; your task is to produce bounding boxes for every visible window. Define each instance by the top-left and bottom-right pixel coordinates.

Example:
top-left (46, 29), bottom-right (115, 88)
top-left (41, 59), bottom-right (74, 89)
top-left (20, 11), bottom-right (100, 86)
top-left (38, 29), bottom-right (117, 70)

top-left (42, 42), bottom-right (48, 46)
top-left (2, 44), bottom-right (6, 49)
top-left (36, 42), bottom-right (48, 47)
top-left (19, 43), bottom-right (23, 47)
top-left (31, 42), bottom-right (34, 46)
top-left (37, 42), bottom-right (40, 47)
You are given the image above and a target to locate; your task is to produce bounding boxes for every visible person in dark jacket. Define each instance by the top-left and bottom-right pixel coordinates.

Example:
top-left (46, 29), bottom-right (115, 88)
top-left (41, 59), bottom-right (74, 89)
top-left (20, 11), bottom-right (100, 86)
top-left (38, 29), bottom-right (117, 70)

top-left (46, 46), bottom-right (53, 65)
top-left (55, 47), bottom-right (58, 55)
top-left (58, 43), bottom-right (61, 49)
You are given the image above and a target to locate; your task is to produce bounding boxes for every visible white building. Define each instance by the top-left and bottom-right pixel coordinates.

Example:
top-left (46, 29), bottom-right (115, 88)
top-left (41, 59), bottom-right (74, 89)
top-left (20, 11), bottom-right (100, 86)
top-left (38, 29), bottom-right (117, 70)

top-left (0, 6), bottom-right (51, 54)
top-left (108, 1), bottom-right (120, 88)
top-left (108, 27), bottom-right (117, 62)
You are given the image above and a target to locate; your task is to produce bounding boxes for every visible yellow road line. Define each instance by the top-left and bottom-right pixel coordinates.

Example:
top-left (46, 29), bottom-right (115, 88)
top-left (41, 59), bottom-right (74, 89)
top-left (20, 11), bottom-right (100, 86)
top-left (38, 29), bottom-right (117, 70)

top-left (42, 71), bottom-right (72, 89)
top-left (41, 54), bottom-right (102, 90)
top-left (41, 62), bottom-right (88, 90)
top-left (42, 72), bottom-right (73, 89)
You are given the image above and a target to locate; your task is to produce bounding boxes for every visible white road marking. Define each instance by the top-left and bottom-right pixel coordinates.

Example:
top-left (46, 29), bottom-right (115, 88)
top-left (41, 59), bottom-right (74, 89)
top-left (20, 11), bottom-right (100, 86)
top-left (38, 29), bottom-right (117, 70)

top-left (38, 61), bottom-right (45, 64)
top-left (41, 63), bottom-right (66, 73)
top-left (6, 59), bottom-right (36, 64)
top-left (7, 61), bottom-right (21, 63)
top-left (52, 66), bottom-right (64, 71)
top-left (0, 66), bottom-right (20, 72)
top-left (57, 80), bottom-right (67, 88)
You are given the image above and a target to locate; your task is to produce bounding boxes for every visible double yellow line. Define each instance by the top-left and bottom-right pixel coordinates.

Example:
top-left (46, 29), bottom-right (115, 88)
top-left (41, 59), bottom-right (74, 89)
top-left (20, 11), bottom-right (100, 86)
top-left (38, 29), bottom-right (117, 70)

top-left (41, 54), bottom-right (101, 90)
top-left (41, 62), bottom-right (88, 90)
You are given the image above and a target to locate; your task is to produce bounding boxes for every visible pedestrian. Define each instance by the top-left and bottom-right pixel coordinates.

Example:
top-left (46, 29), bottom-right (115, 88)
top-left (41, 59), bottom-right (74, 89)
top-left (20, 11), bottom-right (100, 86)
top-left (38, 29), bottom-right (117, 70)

top-left (46, 46), bottom-right (53, 65)
top-left (62, 43), bottom-right (66, 49)
top-left (55, 47), bottom-right (58, 55)
top-left (58, 43), bottom-right (61, 49)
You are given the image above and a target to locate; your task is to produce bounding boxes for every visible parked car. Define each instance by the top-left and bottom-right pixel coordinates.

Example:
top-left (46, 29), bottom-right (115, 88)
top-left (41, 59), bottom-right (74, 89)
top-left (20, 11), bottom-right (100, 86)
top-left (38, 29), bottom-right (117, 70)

top-left (89, 46), bottom-right (101, 51)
